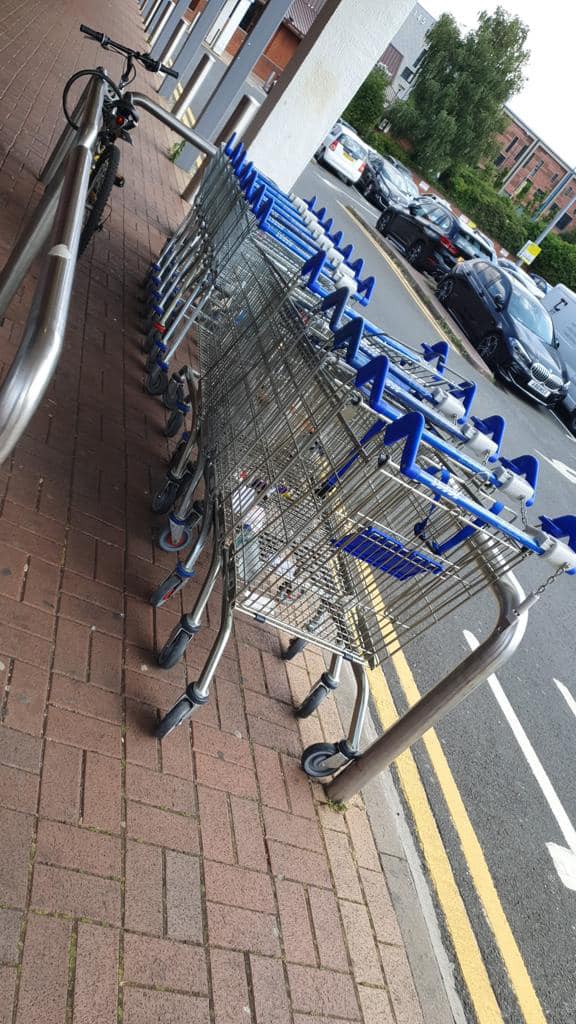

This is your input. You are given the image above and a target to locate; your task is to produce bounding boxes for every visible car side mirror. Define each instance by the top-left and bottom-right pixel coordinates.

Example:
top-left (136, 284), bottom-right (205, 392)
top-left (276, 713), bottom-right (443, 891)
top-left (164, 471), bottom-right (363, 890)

top-left (493, 296), bottom-right (505, 311)
top-left (409, 203), bottom-right (422, 215)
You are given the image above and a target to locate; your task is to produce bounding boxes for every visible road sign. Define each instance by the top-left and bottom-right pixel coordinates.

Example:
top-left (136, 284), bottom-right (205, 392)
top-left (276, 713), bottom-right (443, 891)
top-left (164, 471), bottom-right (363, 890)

top-left (517, 240), bottom-right (542, 265)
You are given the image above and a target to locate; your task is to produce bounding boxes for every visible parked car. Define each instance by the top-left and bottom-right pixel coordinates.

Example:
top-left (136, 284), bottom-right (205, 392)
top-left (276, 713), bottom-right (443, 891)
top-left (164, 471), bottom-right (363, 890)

top-left (436, 260), bottom-right (568, 407)
top-left (357, 155), bottom-right (417, 209)
top-left (529, 271), bottom-right (552, 295)
top-left (498, 258), bottom-right (546, 299)
top-left (315, 129), bottom-right (368, 185)
top-left (542, 283), bottom-right (576, 432)
top-left (376, 198), bottom-right (496, 277)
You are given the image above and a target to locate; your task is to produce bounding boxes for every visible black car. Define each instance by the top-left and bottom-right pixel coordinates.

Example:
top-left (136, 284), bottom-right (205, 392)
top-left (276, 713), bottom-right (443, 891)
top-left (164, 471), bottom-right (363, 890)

top-left (358, 155), bottom-right (417, 210)
top-left (376, 198), bottom-right (496, 278)
top-left (554, 334), bottom-right (576, 433)
top-left (436, 260), bottom-right (568, 408)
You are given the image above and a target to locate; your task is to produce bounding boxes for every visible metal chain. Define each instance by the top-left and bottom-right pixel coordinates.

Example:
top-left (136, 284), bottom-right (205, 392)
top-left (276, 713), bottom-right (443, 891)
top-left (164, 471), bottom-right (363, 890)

top-left (534, 564), bottom-right (567, 597)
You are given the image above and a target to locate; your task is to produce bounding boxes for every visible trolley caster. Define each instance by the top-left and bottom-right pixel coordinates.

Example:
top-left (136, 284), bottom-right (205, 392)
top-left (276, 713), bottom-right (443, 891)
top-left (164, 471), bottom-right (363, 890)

top-left (168, 436), bottom-right (192, 472)
top-left (301, 743), bottom-right (341, 779)
top-left (146, 368), bottom-right (169, 396)
top-left (155, 697), bottom-right (194, 739)
top-left (296, 683), bottom-right (331, 719)
top-left (282, 637), bottom-right (308, 660)
top-left (163, 378), bottom-right (185, 412)
top-left (157, 525), bottom-right (192, 553)
top-left (142, 328), bottom-right (164, 354)
top-left (149, 570), bottom-right (186, 607)
top-left (145, 346), bottom-right (162, 373)
top-left (164, 409), bottom-right (185, 438)
top-left (157, 621), bottom-right (195, 669)
top-left (151, 478), bottom-right (181, 514)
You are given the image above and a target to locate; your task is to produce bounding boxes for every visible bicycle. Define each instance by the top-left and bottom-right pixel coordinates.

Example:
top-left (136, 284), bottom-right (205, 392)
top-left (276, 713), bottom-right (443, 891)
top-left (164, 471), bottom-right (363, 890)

top-left (64, 24), bottom-right (179, 254)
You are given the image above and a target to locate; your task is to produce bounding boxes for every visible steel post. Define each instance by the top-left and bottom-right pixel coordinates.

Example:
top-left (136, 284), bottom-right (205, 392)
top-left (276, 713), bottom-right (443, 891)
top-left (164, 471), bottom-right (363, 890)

top-left (327, 569), bottom-right (529, 802)
top-left (158, 0), bottom-right (230, 98)
top-left (149, 1), bottom-right (175, 48)
top-left (39, 81), bottom-right (90, 185)
top-left (150, 0), bottom-right (190, 58)
top-left (175, 0), bottom-right (293, 171)
top-left (157, 17), bottom-right (189, 65)
top-left (128, 92), bottom-right (217, 157)
top-left (172, 53), bottom-right (215, 118)
top-left (181, 92), bottom-right (259, 203)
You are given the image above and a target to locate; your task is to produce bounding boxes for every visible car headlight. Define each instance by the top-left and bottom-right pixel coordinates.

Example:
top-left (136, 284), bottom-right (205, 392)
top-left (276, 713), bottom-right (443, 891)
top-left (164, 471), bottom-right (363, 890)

top-left (509, 338), bottom-right (530, 363)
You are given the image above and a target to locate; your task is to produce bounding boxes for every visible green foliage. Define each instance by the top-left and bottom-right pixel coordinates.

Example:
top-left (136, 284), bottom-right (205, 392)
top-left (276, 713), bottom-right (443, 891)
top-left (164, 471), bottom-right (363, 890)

top-left (442, 165), bottom-right (530, 252)
top-left (364, 129), bottom-right (414, 167)
top-left (532, 235), bottom-right (576, 289)
top-left (343, 68), bottom-right (389, 138)
top-left (385, 8), bottom-right (529, 176)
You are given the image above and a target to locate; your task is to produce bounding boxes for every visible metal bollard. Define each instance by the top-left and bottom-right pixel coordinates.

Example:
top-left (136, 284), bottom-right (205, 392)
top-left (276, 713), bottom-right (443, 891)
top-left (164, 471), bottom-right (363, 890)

top-left (181, 94), bottom-right (260, 204)
top-left (172, 53), bottom-right (215, 119)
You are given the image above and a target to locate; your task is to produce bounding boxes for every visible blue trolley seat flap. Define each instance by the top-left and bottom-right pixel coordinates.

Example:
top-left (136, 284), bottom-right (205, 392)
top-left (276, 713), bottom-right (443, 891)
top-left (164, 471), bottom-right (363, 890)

top-left (332, 526), bottom-right (444, 581)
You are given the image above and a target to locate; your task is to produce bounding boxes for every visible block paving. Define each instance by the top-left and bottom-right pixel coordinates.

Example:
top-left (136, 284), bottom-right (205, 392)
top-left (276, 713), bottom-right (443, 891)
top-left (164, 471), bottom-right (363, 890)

top-left (0, 1), bottom-right (427, 1021)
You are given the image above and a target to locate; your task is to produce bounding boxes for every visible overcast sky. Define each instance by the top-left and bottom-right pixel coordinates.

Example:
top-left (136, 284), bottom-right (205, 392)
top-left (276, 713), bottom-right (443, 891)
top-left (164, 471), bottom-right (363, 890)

top-left (424, 0), bottom-right (576, 165)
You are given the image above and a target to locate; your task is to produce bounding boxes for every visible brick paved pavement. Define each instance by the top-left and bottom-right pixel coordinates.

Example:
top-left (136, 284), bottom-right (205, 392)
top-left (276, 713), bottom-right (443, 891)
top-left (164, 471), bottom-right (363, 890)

top-left (0, 2), bottom-right (431, 1022)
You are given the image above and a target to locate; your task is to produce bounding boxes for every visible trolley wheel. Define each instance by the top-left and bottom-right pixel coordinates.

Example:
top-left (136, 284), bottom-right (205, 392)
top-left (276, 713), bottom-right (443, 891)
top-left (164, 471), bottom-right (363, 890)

top-left (162, 378), bottom-right (184, 411)
top-left (151, 478), bottom-right (180, 514)
top-left (145, 347), bottom-right (161, 373)
top-left (281, 637), bottom-right (308, 661)
top-left (164, 409), bottom-right (185, 438)
top-left (155, 697), bottom-right (194, 739)
top-left (79, 144), bottom-right (121, 255)
top-left (142, 328), bottom-right (163, 355)
top-left (169, 439), bottom-right (194, 473)
top-left (158, 525), bottom-right (192, 553)
top-left (149, 571), bottom-right (184, 608)
top-left (158, 624), bottom-right (194, 669)
top-left (301, 742), bottom-right (340, 779)
top-left (296, 684), bottom-right (329, 719)
top-left (146, 368), bottom-right (169, 396)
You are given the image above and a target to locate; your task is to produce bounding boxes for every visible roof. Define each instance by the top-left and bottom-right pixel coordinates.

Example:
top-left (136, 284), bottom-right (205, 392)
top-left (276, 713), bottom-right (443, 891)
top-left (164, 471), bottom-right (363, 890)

top-left (284, 0), bottom-right (325, 38)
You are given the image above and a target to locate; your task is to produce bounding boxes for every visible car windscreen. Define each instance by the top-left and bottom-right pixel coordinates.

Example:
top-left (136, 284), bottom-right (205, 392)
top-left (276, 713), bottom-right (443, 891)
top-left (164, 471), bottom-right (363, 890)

top-left (507, 288), bottom-right (554, 345)
top-left (376, 161), bottom-right (406, 191)
top-left (455, 229), bottom-right (493, 260)
top-left (338, 134), bottom-right (366, 159)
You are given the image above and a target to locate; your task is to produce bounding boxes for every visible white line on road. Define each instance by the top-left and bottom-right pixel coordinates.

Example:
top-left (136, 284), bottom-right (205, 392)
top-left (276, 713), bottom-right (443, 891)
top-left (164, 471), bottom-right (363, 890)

top-left (554, 678), bottom-right (576, 719)
top-left (464, 631), bottom-right (576, 891)
top-left (535, 450), bottom-right (576, 484)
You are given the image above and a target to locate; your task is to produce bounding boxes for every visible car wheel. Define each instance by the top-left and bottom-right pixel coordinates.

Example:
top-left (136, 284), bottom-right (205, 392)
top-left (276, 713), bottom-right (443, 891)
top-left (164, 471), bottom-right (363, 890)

top-left (377, 211), bottom-right (393, 236)
top-left (406, 240), bottom-right (425, 268)
top-left (477, 333), bottom-right (501, 367)
top-left (314, 148), bottom-right (325, 164)
top-left (436, 277), bottom-right (454, 305)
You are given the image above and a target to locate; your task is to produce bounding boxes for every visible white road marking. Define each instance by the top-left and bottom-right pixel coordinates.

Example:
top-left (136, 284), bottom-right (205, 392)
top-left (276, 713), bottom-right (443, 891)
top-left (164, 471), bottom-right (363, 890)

top-left (535, 449), bottom-right (576, 485)
top-left (554, 678), bottom-right (576, 720)
top-left (464, 630), bottom-right (576, 891)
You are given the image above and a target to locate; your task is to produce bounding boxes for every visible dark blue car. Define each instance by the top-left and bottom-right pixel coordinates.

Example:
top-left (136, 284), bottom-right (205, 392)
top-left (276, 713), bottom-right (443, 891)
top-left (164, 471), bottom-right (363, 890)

top-left (436, 259), bottom-right (568, 408)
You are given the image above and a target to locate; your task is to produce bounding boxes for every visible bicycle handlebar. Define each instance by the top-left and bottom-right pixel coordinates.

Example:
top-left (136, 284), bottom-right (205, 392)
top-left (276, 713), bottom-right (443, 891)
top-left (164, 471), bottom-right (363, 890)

top-left (79, 24), bottom-right (179, 78)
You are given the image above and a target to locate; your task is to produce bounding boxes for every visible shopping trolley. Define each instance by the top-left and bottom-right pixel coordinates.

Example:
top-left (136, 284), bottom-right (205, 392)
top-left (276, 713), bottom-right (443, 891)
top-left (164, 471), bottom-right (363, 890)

top-left (147, 243), bottom-right (576, 776)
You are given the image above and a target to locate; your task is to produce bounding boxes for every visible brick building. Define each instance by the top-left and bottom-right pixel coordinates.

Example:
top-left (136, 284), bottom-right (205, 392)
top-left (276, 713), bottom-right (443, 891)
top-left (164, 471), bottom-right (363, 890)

top-left (494, 107), bottom-right (576, 232)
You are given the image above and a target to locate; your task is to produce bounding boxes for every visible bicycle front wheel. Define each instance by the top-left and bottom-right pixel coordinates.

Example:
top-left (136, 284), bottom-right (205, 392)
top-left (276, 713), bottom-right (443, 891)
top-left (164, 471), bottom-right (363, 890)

top-left (79, 144), bottom-right (120, 255)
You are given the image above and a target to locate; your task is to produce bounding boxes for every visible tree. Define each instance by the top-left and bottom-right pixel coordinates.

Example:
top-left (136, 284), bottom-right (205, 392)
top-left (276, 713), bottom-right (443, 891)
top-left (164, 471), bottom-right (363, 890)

top-left (342, 68), bottom-right (389, 138)
top-left (385, 8), bottom-right (529, 176)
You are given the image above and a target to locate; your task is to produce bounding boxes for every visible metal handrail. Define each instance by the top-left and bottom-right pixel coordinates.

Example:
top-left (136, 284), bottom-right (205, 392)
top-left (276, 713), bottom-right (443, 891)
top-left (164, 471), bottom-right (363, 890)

top-left (327, 563), bottom-right (529, 801)
top-left (0, 76), bottom-right (106, 463)
top-left (128, 91), bottom-right (217, 157)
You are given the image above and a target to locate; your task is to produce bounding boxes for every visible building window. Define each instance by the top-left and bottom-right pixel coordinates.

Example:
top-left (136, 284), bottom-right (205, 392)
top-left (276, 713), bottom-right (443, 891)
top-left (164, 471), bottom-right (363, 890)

top-left (413, 48), bottom-right (427, 67)
top-left (240, 2), bottom-right (262, 33)
top-left (557, 213), bottom-right (573, 230)
top-left (515, 145), bottom-right (527, 161)
top-left (505, 135), bottom-right (519, 152)
top-left (494, 154), bottom-right (506, 167)
top-left (400, 67), bottom-right (414, 83)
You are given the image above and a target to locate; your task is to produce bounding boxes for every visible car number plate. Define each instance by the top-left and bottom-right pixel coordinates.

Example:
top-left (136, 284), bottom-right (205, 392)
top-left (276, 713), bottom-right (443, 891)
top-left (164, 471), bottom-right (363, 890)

top-left (528, 379), bottom-right (550, 398)
top-left (343, 151), bottom-right (354, 161)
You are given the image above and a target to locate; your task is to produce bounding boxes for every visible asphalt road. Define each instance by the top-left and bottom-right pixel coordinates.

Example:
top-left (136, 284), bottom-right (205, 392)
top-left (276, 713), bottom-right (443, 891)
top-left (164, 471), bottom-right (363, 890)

top-left (294, 161), bottom-right (576, 1024)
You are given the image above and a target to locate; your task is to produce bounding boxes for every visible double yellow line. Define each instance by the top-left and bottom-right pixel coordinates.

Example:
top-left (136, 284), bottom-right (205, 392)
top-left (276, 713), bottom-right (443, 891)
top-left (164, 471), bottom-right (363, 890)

top-left (336, 208), bottom-right (547, 1023)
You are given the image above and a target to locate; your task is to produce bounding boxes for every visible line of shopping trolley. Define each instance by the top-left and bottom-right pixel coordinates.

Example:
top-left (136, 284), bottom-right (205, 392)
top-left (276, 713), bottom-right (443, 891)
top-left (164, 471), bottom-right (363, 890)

top-left (137, 137), bottom-right (576, 778)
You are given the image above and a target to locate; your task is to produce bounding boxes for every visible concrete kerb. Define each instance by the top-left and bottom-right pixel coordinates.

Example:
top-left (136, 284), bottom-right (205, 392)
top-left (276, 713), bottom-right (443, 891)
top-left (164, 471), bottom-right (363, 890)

top-left (344, 205), bottom-right (494, 382)
top-left (332, 665), bottom-right (466, 1024)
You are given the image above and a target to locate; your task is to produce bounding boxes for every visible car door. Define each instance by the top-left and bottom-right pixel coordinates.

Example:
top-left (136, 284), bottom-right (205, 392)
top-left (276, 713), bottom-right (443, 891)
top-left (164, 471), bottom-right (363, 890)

top-left (395, 201), bottom-right (441, 247)
top-left (468, 264), bottom-right (507, 339)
